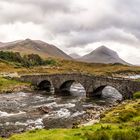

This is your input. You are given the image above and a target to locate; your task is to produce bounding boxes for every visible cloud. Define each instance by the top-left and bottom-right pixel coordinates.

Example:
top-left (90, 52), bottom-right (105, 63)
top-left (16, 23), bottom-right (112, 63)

top-left (57, 27), bottom-right (139, 48)
top-left (1, 0), bottom-right (72, 13)
top-left (0, 0), bottom-right (73, 24)
top-left (0, 22), bottom-right (46, 42)
top-left (0, 0), bottom-right (140, 64)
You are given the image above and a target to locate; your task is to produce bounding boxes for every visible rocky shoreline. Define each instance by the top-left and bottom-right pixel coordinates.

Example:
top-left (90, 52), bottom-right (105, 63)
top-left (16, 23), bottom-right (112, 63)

top-left (75, 101), bottom-right (119, 128)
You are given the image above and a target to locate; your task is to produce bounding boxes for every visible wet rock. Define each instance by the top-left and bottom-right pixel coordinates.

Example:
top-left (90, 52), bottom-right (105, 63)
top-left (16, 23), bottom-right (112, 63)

top-left (38, 106), bottom-right (51, 114)
top-left (94, 114), bottom-right (100, 120)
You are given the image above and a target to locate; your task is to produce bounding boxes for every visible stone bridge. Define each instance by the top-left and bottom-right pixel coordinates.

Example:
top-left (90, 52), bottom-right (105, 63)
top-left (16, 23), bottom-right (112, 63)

top-left (19, 73), bottom-right (140, 99)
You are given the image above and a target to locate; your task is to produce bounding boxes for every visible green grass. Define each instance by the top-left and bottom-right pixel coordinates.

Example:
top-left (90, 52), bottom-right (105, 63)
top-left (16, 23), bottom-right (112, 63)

top-left (101, 100), bottom-right (140, 124)
top-left (0, 77), bottom-right (30, 93)
top-left (4, 124), bottom-right (140, 140)
top-left (1, 99), bottom-right (139, 140)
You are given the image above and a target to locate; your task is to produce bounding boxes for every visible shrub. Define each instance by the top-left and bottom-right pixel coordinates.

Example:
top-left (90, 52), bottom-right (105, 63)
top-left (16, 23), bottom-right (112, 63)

top-left (0, 51), bottom-right (57, 67)
top-left (23, 54), bottom-right (44, 66)
top-left (45, 59), bottom-right (57, 65)
top-left (133, 91), bottom-right (140, 99)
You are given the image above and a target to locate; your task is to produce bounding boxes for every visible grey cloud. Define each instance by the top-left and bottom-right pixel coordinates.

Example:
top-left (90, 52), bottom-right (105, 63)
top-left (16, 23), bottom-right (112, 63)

top-left (1, 0), bottom-right (71, 12)
top-left (0, 0), bottom-right (74, 24)
top-left (42, 0), bottom-right (140, 48)
top-left (0, 0), bottom-right (140, 49)
top-left (60, 27), bottom-right (139, 48)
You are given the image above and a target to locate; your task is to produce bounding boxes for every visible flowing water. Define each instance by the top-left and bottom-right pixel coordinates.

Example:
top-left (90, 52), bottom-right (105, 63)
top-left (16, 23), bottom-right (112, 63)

top-left (0, 84), bottom-right (122, 137)
top-left (125, 75), bottom-right (140, 79)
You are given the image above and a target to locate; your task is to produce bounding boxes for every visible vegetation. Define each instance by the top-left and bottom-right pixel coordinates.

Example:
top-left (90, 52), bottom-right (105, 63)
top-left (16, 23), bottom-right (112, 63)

top-left (3, 125), bottom-right (139, 140)
top-left (101, 99), bottom-right (140, 124)
top-left (0, 51), bottom-right (140, 139)
top-left (0, 77), bottom-right (30, 93)
top-left (0, 51), bottom-right (140, 76)
top-left (0, 99), bottom-right (138, 140)
top-left (133, 91), bottom-right (140, 99)
top-left (0, 51), bottom-right (58, 67)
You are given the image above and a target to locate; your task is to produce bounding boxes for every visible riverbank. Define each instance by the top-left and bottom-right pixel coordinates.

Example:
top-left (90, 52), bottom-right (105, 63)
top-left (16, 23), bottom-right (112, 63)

top-left (1, 99), bottom-right (139, 140)
top-left (0, 77), bottom-right (31, 94)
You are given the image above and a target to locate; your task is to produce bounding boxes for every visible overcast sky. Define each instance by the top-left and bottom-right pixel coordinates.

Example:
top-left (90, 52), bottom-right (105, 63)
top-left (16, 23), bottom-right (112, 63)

top-left (0, 0), bottom-right (140, 65)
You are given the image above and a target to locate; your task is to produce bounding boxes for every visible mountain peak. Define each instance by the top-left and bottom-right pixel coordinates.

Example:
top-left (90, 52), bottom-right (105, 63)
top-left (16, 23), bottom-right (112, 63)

top-left (97, 45), bottom-right (108, 50)
top-left (25, 38), bottom-right (32, 41)
top-left (80, 45), bottom-right (129, 65)
top-left (94, 46), bottom-right (115, 52)
top-left (24, 38), bottom-right (35, 43)
top-left (92, 46), bottom-right (118, 58)
top-left (0, 39), bottom-right (72, 60)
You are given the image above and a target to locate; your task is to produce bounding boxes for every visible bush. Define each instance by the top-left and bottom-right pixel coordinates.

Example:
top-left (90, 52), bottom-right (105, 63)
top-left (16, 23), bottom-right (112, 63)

top-left (0, 51), bottom-right (23, 63)
top-left (23, 54), bottom-right (44, 66)
top-left (45, 59), bottom-right (57, 65)
top-left (0, 51), bottom-right (57, 67)
top-left (133, 91), bottom-right (140, 99)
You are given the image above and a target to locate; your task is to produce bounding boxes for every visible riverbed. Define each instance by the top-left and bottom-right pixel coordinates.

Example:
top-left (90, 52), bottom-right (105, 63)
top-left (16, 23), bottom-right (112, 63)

top-left (0, 84), bottom-right (122, 137)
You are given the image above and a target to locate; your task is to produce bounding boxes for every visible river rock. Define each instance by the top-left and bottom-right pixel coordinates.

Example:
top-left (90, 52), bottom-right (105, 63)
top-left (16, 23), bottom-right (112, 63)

top-left (39, 106), bottom-right (51, 114)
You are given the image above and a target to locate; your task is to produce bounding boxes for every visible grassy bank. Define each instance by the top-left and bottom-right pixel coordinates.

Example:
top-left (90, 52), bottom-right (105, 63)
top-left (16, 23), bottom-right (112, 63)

top-left (3, 99), bottom-right (140, 140)
top-left (101, 99), bottom-right (140, 125)
top-left (4, 124), bottom-right (139, 140)
top-left (0, 77), bottom-right (30, 93)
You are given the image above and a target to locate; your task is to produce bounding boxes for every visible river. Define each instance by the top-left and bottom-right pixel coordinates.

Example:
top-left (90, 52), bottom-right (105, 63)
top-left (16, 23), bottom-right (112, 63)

top-left (0, 84), bottom-right (122, 137)
top-left (125, 74), bottom-right (140, 79)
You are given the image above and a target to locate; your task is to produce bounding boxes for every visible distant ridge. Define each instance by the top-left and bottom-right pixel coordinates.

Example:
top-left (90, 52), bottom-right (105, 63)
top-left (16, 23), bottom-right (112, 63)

top-left (0, 39), bottom-right (72, 60)
top-left (69, 53), bottom-right (81, 59)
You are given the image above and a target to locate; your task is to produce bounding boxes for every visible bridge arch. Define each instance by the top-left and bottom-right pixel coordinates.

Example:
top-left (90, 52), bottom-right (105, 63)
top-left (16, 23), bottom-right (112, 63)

top-left (59, 80), bottom-right (86, 96)
top-left (93, 85), bottom-right (106, 98)
top-left (92, 85), bottom-right (123, 100)
top-left (37, 80), bottom-right (54, 93)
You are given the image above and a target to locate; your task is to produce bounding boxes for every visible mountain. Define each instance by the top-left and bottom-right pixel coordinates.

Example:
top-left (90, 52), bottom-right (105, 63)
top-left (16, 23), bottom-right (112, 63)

top-left (69, 53), bottom-right (81, 59)
top-left (79, 46), bottom-right (129, 65)
top-left (0, 39), bottom-right (72, 60)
